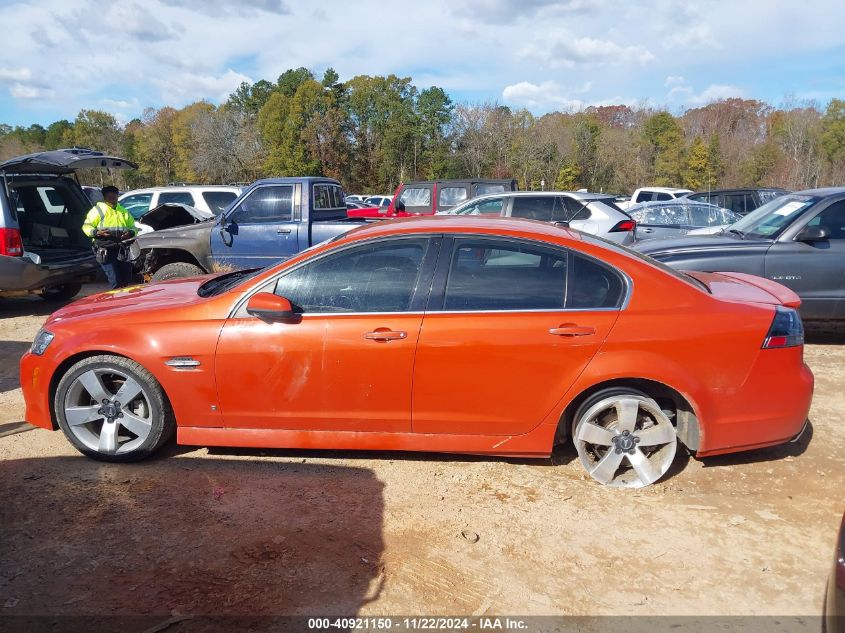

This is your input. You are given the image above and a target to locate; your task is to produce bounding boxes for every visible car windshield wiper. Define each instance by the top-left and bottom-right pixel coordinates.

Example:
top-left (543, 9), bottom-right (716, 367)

top-left (198, 268), bottom-right (261, 297)
top-left (726, 228), bottom-right (745, 238)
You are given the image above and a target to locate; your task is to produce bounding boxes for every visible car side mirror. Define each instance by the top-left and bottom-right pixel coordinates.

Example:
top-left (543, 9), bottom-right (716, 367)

top-left (246, 292), bottom-right (298, 322)
top-left (795, 225), bottom-right (830, 242)
top-left (394, 199), bottom-right (405, 212)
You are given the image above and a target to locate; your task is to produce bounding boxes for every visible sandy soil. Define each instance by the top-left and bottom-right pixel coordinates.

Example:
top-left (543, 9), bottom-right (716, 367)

top-left (1, 285), bottom-right (843, 630)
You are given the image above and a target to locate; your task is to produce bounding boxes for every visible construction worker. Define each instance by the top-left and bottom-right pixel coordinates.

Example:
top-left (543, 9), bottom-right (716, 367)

top-left (82, 185), bottom-right (137, 289)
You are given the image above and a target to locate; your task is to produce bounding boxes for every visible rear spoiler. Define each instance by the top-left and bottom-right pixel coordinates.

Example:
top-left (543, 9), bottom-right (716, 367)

top-left (685, 271), bottom-right (802, 308)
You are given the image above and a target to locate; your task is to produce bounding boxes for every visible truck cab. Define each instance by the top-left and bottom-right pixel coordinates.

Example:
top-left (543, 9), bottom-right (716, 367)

top-left (138, 177), bottom-right (364, 280)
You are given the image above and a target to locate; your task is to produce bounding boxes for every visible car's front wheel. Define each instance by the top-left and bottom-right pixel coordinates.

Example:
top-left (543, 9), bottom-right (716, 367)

top-left (572, 388), bottom-right (677, 488)
top-left (54, 355), bottom-right (175, 462)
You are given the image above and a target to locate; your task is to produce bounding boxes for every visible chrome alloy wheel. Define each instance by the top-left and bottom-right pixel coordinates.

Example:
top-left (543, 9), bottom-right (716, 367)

top-left (574, 395), bottom-right (677, 488)
top-left (63, 368), bottom-right (153, 455)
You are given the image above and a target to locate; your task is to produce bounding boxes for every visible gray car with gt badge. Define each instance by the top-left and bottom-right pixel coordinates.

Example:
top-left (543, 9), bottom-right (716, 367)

top-left (634, 188), bottom-right (845, 321)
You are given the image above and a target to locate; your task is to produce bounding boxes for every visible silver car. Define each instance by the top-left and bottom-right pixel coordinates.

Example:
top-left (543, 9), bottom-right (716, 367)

top-left (438, 191), bottom-right (636, 244)
top-left (628, 200), bottom-right (741, 241)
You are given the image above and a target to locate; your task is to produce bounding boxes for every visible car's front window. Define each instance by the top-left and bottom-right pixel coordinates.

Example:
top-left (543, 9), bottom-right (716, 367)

top-left (446, 197), bottom-right (504, 216)
top-left (728, 194), bottom-right (817, 239)
top-left (273, 239), bottom-right (429, 313)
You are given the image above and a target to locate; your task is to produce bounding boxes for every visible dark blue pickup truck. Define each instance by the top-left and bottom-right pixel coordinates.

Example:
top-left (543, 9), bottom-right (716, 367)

top-left (136, 177), bottom-right (365, 280)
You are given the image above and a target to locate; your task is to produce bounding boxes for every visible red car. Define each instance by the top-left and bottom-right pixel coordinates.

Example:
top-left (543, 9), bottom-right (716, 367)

top-left (20, 217), bottom-right (813, 488)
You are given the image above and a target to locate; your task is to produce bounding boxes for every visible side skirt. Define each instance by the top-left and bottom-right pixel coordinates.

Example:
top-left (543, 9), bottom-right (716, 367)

top-left (177, 424), bottom-right (557, 459)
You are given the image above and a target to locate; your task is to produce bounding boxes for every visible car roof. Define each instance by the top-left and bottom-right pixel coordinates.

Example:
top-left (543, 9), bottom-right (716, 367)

top-left (637, 186), bottom-right (692, 192)
top-left (120, 185), bottom-right (240, 195)
top-left (630, 200), bottom-right (723, 208)
top-left (252, 177), bottom-right (341, 186)
top-left (337, 215), bottom-right (583, 244)
top-left (792, 186), bottom-right (845, 197)
top-left (687, 187), bottom-right (788, 195)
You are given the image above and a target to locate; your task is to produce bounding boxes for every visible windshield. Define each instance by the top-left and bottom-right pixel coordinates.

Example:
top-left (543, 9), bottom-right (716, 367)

top-left (728, 194), bottom-right (817, 239)
top-left (197, 268), bottom-right (263, 298)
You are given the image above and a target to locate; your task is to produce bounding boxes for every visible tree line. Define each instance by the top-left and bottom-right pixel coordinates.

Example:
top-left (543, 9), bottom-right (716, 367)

top-left (2, 67), bottom-right (844, 195)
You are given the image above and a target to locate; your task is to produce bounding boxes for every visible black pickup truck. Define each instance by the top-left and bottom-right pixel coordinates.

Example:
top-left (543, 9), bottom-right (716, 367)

top-left (137, 177), bottom-right (366, 280)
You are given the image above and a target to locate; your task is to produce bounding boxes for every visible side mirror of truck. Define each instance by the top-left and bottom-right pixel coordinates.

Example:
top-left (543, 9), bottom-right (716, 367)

top-left (246, 293), bottom-right (299, 322)
top-left (394, 199), bottom-right (405, 212)
top-left (795, 225), bottom-right (830, 242)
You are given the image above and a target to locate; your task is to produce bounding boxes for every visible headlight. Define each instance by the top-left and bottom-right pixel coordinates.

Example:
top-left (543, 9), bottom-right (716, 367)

top-left (31, 330), bottom-right (54, 356)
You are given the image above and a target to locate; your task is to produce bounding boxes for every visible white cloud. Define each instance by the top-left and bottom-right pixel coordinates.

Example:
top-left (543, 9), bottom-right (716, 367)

top-left (666, 78), bottom-right (745, 106)
top-left (10, 83), bottom-right (54, 99)
top-left (522, 31), bottom-right (655, 68)
top-left (0, 67), bottom-right (32, 82)
top-left (502, 80), bottom-right (630, 111)
top-left (664, 75), bottom-right (685, 86)
top-left (153, 69), bottom-right (253, 104)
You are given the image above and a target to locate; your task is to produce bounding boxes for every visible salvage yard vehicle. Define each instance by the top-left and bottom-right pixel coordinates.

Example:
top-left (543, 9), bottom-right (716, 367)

top-left (439, 191), bottom-right (637, 245)
top-left (617, 186), bottom-right (692, 210)
top-left (682, 187), bottom-right (788, 216)
top-left (135, 176), bottom-right (365, 281)
top-left (634, 188), bottom-right (845, 320)
top-left (628, 200), bottom-right (741, 240)
top-left (0, 148), bottom-right (136, 301)
top-left (21, 216), bottom-right (813, 489)
top-left (119, 185), bottom-right (242, 218)
top-left (347, 179), bottom-right (518, 218)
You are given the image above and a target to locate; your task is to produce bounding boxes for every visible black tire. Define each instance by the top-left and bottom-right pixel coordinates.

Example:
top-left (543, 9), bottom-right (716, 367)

top-left (151, 262), bottom-right (204, 282)
top-left (40, 283), bottom-right (82, 301)
top-left (54, 354), bottom-right (175, 462)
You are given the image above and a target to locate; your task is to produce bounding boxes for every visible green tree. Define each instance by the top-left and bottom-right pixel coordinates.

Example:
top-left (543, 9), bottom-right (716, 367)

top-left (643, 111), bottom-right (684, 185)
top-left (821, 98), bottom-right (845, 164)
top-left (682, 136), bottom-right (714, 190)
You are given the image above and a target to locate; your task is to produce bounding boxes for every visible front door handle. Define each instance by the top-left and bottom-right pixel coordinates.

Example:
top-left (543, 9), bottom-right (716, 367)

top-left (277, 228), bottom-right (292, 234)
top-left (364, 329), bottom-right (407, 341)
top-left (549, 324), bottom-right (595, 337)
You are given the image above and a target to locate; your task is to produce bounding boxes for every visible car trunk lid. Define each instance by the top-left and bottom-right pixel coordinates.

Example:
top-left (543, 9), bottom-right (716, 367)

top-left (685, 270), bottom-right (801, 308)
top-left (0, 148), bottom-right (137, 175)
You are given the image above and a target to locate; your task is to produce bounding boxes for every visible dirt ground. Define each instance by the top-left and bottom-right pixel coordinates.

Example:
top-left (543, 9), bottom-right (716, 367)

top-left (1, 284), bottom-right (843, 629)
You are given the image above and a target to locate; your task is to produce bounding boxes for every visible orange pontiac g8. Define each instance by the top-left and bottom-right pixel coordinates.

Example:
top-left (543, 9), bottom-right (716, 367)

top-left (20, 217), bottom-right (814, 488)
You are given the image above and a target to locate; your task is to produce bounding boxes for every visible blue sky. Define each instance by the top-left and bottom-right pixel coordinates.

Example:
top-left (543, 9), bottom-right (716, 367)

top-left (0, 0), bottom-right (843, 126)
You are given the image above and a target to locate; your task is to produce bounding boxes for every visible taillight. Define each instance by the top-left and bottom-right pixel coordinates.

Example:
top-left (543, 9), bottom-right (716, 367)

top-left (762, 306), bottom-right (804, 349)
top-left (609, 219), bottom-right (636, 232)
top-left (0, 227), bottom-right (23, 257)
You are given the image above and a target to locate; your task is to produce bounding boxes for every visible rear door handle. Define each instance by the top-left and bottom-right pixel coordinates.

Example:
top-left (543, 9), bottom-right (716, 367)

top-left (277, 228), bottom-right (292, 234)
top-left (364, 330), bottom-right (407, 341)
top-left (549, 325), bottom-right (596, 337)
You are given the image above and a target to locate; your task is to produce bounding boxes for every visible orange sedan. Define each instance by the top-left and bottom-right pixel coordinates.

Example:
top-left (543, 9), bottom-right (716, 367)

top-left (20, 217), bottom-right (813, 487)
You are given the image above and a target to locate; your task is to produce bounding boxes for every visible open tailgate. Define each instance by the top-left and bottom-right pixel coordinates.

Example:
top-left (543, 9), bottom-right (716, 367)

top-left (685, 271), bottom-right (801, 308)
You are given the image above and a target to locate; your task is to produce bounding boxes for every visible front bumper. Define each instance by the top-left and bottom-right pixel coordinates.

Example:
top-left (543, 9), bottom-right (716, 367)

top-left (20, 351), bottom-right (56, 430)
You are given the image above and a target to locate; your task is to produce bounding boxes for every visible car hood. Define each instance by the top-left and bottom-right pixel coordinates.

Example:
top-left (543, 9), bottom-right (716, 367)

top-left (0, 148), bottom-right (137, 175)
top-left (139, 203), bottom-right (213, 231)
top-left (633, 234), bottom-right (771, 256)
top-left (45, 277), bottom-right (216, 326)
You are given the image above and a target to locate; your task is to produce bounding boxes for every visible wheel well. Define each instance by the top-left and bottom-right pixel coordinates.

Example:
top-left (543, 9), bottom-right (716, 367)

top-left (555, 378), bottom-right (701, 451)
top-left (142, 248), bottom-right (205, 275)
top-left (47, 351), bottom-right (133, 431)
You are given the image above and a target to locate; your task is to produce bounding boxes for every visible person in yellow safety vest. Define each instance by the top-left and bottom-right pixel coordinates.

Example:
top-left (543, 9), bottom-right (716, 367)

top-left (82, 185), bottom-right (137, 289)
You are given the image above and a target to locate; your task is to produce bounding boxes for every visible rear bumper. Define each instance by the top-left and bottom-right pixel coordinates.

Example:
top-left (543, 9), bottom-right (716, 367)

top-left (0, 254), bottom-right (99, 293)
top-left (696, 346), bottom-right (814, 457)
top-left (20, 351), bottom-right (56, 430)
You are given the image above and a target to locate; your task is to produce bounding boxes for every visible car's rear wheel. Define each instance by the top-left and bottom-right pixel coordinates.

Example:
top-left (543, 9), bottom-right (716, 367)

top-left (573, 388), bottom-right (677, 488)
top-left (54, 355), bottom-right (175, 462)
top-left (40, 283), bottom-right (82, 301)
top-left (151, 262), bottom-right (203, 282)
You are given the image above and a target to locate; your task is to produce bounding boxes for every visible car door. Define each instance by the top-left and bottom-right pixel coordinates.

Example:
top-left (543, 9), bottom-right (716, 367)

top-left (765, 199), bottom-right (845, 319)
top-left (214, 236), bottom-right (439, 431)
top-left (632, 205), bottom-right (691, 240)
top-left (412, 236), bottom-right (625, 436)
top-left (210, 184), bottom-right (301, 269)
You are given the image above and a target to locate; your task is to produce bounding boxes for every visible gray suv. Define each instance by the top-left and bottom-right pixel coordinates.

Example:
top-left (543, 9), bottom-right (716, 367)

top-left (0, 148), bottom-right (136, 300)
